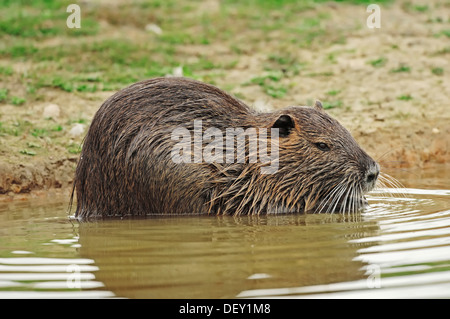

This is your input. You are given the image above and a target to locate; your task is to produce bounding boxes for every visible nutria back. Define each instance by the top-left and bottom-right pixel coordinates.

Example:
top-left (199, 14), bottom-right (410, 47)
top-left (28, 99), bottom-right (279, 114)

top-left (73, 77), bottom-right (379, 219)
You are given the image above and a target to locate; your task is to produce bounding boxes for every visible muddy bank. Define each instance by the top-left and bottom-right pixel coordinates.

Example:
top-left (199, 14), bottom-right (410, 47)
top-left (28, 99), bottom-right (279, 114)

top-left (0, 157), bottom-right (77, 197)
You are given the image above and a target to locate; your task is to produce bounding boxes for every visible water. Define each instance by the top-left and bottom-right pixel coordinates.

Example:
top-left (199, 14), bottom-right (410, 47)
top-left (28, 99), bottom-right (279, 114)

top-left (0, 166), bottom-right (448, 299)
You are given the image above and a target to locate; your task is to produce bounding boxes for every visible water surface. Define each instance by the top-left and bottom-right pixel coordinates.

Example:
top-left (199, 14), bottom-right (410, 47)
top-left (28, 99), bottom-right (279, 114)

top-left (0, 166), bottom-right (449, 298)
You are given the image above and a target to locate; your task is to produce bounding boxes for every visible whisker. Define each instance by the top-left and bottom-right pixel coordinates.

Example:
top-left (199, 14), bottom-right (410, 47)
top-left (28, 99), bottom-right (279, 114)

top-left (350, 181), bottom-right (358, 214)
top-left (374, 146), bottom-right (407, 166)
top-left (380, 166), bottom-right (419, 178)
top-left (318, 185), bottom-right (340, 214)
top-left (351, 184), bottom-right (356, 214)
top-left (382, 172), bottom-right (406, 189)
top-left (329, 184), bottom-right (347, 214)
top-left (316, 180), bottom-right (345, 214)
top-left (375, 148), bottom-right (399, 163)
top-left (359, 184), bottom-right (364, 211)
top-left (379, 173), bottom-right (407, 198)
top-left (315, 179), bottom-right (342, 212)
top-left (326, 184), bottom-right (345, 214)
top-left (341, 184), bottom-right (352, 214)
top-left (374, 177), bottom-right (392, 198)
top-left (357, 184), bottom-right (363, 212)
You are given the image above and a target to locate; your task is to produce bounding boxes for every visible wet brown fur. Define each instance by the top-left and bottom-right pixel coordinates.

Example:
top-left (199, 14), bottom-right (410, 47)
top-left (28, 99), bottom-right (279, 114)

top-left (73, 77), bottom-right (378, 219)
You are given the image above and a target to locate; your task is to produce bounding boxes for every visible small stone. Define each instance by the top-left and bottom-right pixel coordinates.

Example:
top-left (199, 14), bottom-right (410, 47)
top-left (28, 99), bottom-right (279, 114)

top-left (165, 66), bottom-right (183, 77)
top-left (253, 99), bottom-right (273, 112)
top-left (69, 123), bottom-right (86, 137)
top-left (145, 23), bottom-right (163, 35)
top-left (11, 184), bottom-right (21, 193)
top-left (43, 104), bottom-right (60, 119)
top-left (432, 127), bottom-right (439, 134)
top-left (172, 66), bottom-right (183, 77)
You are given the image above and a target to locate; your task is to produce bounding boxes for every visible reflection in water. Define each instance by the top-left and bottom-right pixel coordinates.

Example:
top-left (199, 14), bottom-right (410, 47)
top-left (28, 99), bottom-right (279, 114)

top-left (238, 205), bottom-right (450, 298)
top-left (78, 214), bottom-right (372, 298)
top-left (0, 199), bottom-right (114, 298)
top-left (0, 168), bottom-right (449, 298)
top-left (0, 256), bottom-right (112, 298)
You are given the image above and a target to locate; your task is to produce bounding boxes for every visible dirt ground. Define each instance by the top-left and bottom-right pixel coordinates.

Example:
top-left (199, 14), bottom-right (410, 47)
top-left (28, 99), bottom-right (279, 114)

top-left (0, 0), bottom-right (448, 200)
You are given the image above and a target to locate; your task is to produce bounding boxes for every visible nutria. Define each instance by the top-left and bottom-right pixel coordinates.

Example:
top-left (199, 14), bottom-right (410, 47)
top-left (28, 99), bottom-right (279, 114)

top-left (73, 77), bottom-right (379, 219)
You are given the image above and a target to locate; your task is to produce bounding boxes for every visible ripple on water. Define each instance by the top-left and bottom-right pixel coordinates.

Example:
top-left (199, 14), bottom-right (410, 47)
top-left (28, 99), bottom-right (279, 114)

top-left (0, 255), bottom-right (115, 298)
top-left (0, 186), bottom-right (449, 298)
top-left (237, 187), bottom-right (450, 298)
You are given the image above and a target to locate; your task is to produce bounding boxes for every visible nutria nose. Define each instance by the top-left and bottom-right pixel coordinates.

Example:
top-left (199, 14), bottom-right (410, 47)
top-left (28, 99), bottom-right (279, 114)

top-left (365, 164), bottom-right (380, 184)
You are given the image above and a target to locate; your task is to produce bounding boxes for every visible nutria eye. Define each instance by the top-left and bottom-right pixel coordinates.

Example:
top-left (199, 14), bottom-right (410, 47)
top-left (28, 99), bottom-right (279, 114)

top-left (315, 142), bottom-right (330, 151)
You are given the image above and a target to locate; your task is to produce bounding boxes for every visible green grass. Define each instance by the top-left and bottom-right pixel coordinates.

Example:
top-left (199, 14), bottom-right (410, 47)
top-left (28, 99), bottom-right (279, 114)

top-left (247, 71), bottom-right (290, 98)
top-left (322, 100), bottom-right (343, 109)
top-left (394, 111), bottom-right (411, 119)
top-left (368, 57), bottom-right (387, 68)
top-left (67, 118), bottom-right (87, 125)
top-left (397, 94), bottom-right (413, 101)
top-left (49, 77), bottom-right (74, 92)
top-left (67, 143), bottom-right (81, 154)
top-left (51, 125), bottom-right (63, 132)
top-left (433, 29), bottom-right (450, 38)
top-left (441, 30), bottom-right (450, 38)
top-left (11, 96), bottom-right (26, 105)
top-left (19, 149), bottom-right (36, 156)
top-left (0, 88), bottom-right (8, 102)
top-left (433, 47), bottom-right (450, 55)
top-left (29, 124), bottom-right (64, 138)
top-left (0, 66), bottom-right (13, 76)
top-left (413, 5), bottom-right (429, 12)
top-left (265, 85), bottom-right (288, 98)
top-left (326, 89), bottom-right (341, 96)
top-left (26, 142), bottom-right (41, 148)
top-left (76, 84), bottom-right (98, 93)
top-left (0, 120), bottom-right (34, 137)
top-left (2, 43), bottom-right (39, 58)
top-left (250, 72), bottom-right (283, 85)
top-left (265, 54), bottom-right (305, 77)
top-left (306, 71), bottom-right (334, 77)
top-left (0, 1), bottom-right (98, 38)
top-left (431, 67), bottom-right (444, 76)
top-left (268, 54), bottom-right (297, 66)
top-left (391, 65), bottom-right (411, 73)
top-left (0, 119), bottom-right (67, 140)
top-left (0, 0), bottom-right (395, 105)
top-left (0, 2), bottom-right (180, 95)
top-left (30, 128), bottom-right (48, 138)
top-left (0, 123), bottom-right (17, 137)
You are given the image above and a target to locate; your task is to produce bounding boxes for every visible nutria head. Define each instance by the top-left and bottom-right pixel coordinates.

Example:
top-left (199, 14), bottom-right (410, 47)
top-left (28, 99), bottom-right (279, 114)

top-left (226, 100), bottom-right (379, 215)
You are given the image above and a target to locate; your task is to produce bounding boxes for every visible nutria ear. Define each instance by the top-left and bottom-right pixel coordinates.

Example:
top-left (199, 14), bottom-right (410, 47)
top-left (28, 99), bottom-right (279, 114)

top-left (272, 114), bottom-right (295, 137)
top-left (314, 100), bottom-right (324, 110)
